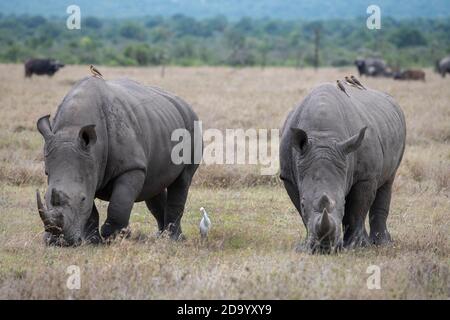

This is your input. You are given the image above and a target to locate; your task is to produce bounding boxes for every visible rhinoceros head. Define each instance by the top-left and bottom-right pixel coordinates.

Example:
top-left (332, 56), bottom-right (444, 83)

top-left (36, 115), bottom-right (98, 246)
top-left (290, 126), bottom-right (367, 253)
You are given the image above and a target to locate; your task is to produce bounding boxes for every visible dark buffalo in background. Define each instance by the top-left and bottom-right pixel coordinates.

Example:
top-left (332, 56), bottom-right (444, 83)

top-left (354, 58), bottom-right (391, 77)
top-left (393, 69), bottom-right (426, 81)
top-left (25, 58), bottom-right (65, 77)
top-left (435, 56), bottom-right (450, 77)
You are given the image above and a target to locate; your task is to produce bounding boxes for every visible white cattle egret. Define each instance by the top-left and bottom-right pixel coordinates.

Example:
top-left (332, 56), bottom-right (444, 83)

top-left (199, 207), bottom-right (211, 240)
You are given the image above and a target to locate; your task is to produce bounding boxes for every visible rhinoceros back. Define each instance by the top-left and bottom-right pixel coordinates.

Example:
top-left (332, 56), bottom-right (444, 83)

top-left (281, 83), bottom-right (406, 188)
top-left (52, 77), bottom-right (199, 199)
top-left (345, 85), bottom-right (406, 183)
top-left (104, 79), bottom-right (199, 197)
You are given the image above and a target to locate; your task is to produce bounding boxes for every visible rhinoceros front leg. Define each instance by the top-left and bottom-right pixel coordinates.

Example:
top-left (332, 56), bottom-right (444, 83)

top-left (84, 203), bottom-right (101, 244)
top-left (282, 179), bottom-right (302, 216)
top-left (343, 180), bottom-right (377, 248)
top-left (282, 179), bottom-right (309, 251)
top-left (101, 170), bottom-right (145, 240)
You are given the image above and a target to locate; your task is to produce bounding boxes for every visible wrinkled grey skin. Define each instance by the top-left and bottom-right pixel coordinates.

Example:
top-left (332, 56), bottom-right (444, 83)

top-left (280, 83), bottom-right (406, 254)
top-left (355, 58), bottom-right (391, 77)
top-left (435, 56), bottom-right (450, 77)
top-left (37, 77), bottom-right (202, 246)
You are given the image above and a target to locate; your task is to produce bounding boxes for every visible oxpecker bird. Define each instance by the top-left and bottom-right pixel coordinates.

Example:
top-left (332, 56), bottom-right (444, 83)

top-left (199, 207), bottom-right (211, 240)
top-left (90, 65), bottom-right (103, 78)
top-left (345, 76), bottom-right (359, 88)
top-left (336, 80), bottom-right (349, 97)
top-left (350, 75), bottom-right (366, 89)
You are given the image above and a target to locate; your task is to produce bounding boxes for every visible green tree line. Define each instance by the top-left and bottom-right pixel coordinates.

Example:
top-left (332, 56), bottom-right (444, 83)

top-left (1, 14), bottom-right (449, 68)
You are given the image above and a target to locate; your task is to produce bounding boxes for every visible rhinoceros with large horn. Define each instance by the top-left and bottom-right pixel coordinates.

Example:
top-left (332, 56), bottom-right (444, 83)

top-left (280, 82), bottom-right (406, 253)
top-left (36, 77), bottom-right (202, 246)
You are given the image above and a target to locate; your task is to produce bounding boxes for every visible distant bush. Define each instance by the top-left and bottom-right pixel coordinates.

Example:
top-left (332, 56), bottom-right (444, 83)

top-left (2, 43), bottom-right (26, 62)
top-left (390, 28), bottom-right (428, 48)
top-left (24, 15), bottom-right (46, 28)
top-left (331, 58), bottom-right (352, 67)
top-left (124, 44), bottom-right (165, 65)
top-left (84, 17), bottom-right (103, 29)
top-left (0, 15), bottom-right (448, 67)
top-left (120, 23), bottom-right (147, 40)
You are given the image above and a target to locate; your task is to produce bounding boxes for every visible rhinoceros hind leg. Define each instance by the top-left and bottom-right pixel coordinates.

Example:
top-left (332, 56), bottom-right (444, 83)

top-left (164, 166), bottom-right (197, 240)
top-left (369, 180), bottom-right (393, 245)
top-left (343, 181), bottom-right (377, 248)
top-left (145, 190), bottom-right (167, 234)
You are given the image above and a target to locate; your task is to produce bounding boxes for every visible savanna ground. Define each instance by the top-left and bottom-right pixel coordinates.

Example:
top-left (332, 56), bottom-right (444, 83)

top-left (0, 64), bottom-right (448, 299)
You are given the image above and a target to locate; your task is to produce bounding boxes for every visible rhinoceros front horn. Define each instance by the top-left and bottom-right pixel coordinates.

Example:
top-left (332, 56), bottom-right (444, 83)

top-left (36, 189), bottom-right (48, 226)
top-left (36, 189), bottom-right (61, 234)
top-left (316, 208), bottom-right (335, 238)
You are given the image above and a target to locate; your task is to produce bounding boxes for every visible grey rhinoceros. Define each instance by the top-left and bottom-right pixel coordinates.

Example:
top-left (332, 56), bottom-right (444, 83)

top-left (435, 56), bottom-right (450, 77)
top-left (36, 76), bottom-right (202, 246)
top-left (280, 82), bottom-right (406, 253)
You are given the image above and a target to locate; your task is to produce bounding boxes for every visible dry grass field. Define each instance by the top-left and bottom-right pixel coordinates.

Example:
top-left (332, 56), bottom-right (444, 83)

top-left (0, 64), bottom-right (448, 299)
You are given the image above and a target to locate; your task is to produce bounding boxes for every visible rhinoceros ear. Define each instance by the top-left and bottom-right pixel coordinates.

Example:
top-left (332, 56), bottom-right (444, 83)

top-left (37, 115), bottom-right (53, 140)
top-left (290, 127), bottom-right (308, 153)
top-left (78, 125), bottom-right (97, 150)
top-left (338, 127), bottom-right (367, 155)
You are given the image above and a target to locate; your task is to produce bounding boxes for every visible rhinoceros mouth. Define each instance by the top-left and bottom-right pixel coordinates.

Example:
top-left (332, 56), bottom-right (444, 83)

top-left (37, 190), bottom-right (100, 246)
top-left (305, 209), bottom-right (342, 254)
top-left (308, 238), bottom-right (343, 254)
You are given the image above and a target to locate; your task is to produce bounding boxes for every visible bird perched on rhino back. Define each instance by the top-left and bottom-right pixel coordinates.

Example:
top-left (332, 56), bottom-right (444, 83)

top-left (279, 82), bottom-right (406, 254)
top-left (90, 65), bottom-right (103, 78)
top-left (350, 75), bottom-right (366, 89)
top-left (336, 80), bottom-right (349, 97)
top-left (344, 76), bottom-right (358, 88)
